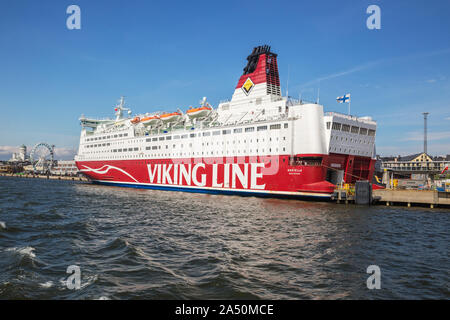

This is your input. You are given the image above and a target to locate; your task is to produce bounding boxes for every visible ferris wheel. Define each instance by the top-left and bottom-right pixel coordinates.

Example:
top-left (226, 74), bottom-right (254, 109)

top-left (30, 143), bottom-right (55, 173)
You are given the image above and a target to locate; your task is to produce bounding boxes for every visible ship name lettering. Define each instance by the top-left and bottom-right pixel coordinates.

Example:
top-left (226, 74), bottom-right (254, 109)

top-left (146, 163), bottom-right (265, 190)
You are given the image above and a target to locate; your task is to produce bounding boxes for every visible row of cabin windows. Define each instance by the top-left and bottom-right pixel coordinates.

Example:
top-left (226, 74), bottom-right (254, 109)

top-left (330, 145), bottom-right (371, 156)
top-left (112, 147), bottom-right (139, 152)
top-left (332, 136), bottom-right (372, 144)
top-left (327, 122), bottom-right (375, 136)
top-left (92, 142), bottom-right (289, 153)
top-left (85, 136), bottom-right (288, 152)
top-left (86, 143), bottom-right (111, 148)
top-left (85, 147), bottom-right (288, 158)
top-left (147, 137), bottom-right (286, 146)
top-left (143, 124), bottom-right (288, 142)
top-left (86, 133), bottom-right (128, 142)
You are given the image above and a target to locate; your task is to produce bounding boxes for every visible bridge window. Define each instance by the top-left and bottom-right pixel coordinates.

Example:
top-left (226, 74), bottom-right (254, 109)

top-left (368, 129), bottom-right (376, 136)
top-left (326, 122), bottom-right (331, 129)
top-left (203, 132), bottom-right (211, 136)
top-left (245, 127), bottom-right (255, 133)
top-left (342, 124), bottom-right (350, 132)
top-left (332, 122), bottom-right (342, 130)
top-left (359, 128), bottom-right (368, 135)
top-left (270, 124), bottom-right (281, 130)
top-left (213, 131), bottom-right (221, 136)
top-left (234, 128), bottom-right (242, 133)
top-left (257, 125), bottom-right (267, 131)
top-left (351, 126), bottom-right (359, 134)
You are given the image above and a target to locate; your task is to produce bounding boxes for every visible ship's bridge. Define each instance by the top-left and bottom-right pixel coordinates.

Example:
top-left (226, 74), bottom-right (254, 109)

top-left (324, 112), bottom-right (377, 158)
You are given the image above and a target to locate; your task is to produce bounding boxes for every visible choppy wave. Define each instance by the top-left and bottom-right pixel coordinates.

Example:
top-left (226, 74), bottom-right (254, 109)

top-left (6, 246), bottom-right (36, 259)
top-left (39, 281), bottom-right (54, 288)
top-left (0, 175), bottom-right (449, 299)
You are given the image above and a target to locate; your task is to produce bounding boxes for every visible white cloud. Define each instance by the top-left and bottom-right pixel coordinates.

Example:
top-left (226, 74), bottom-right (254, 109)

top-left (53, 147), bottom-right (77, 160)
top-left (0, 146), bottom-right (19, 158)
top-left (402, 131), bottom-right (450, 142)
top-left (378, 143), bottom-right (450, 157)
top-left (296, 47), bottom-right (450, 89)
top-left (297, 60), bottom-right (382, 88)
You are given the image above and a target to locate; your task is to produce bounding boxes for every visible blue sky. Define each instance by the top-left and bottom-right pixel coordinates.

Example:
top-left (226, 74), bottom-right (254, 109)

top-left (1, 0), bottom-right (449, 159)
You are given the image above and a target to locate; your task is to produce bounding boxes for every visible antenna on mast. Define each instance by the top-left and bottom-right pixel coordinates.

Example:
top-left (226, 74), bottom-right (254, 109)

top-left (316, 81), bottom-right (321, 104)
top-left (286, 65), bottom-right (290, 98)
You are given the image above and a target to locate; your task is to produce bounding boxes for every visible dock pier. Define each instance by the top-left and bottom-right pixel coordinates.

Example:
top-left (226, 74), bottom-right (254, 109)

top-left (0, 173), bottom-right (89, 182)
top-left (372, 189), bottom-right (450, 208)
top-left (332, 186), bottom-right (450, 208)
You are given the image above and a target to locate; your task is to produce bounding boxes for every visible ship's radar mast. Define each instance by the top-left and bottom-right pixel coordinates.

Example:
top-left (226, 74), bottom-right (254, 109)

top-left (114, 96), bottom-right (132, 121)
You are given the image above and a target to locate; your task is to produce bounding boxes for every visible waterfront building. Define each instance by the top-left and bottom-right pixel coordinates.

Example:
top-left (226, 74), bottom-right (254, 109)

top-left (9, 144), bottom-right (29, 162)
top-left (51, 160), bottom-right (79, 176)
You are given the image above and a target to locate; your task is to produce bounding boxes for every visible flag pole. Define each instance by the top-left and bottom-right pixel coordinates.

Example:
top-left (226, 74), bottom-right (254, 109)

top-left (348, 100), bottom-right (351, 115)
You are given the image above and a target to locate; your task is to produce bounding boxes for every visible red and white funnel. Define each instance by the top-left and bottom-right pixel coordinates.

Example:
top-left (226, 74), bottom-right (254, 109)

top-left (231, 45), bottom-right (281, 102)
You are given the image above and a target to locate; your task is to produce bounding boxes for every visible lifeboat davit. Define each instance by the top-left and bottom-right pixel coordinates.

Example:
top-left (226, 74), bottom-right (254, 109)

top-left (140, 115), bottom-right (160, 126)
top-left (186, 106), bottom-right (212, 119)
top-left (160, 112), bottom-right (182, 123)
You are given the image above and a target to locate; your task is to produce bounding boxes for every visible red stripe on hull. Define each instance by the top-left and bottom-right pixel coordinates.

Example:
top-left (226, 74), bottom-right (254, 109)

top-left (76, 154), bottom-right (375, 196)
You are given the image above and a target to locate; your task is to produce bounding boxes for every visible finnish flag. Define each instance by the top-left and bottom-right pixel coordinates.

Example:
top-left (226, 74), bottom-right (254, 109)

top-left (336, 94), bottom-right (351, 103)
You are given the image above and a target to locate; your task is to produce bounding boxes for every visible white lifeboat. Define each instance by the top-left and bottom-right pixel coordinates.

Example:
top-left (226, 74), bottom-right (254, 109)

top-left (186, 105), bottom-right (212, 119)
top-left (160, 111), bottom-right (182, 123)
top-left (140, 115), bottom-right (160, 126)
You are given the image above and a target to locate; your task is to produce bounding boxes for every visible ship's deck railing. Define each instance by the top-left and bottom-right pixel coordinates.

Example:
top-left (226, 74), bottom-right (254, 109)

top-left (324, 112), bottom-right (377, 125)
top-left (286, 98), bottom-right (320, 106)
top-left (80, 116), bottom-right (115, 122)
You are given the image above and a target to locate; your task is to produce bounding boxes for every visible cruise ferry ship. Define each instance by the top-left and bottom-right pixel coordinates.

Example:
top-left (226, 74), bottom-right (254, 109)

top-left (75, 45), bottom-right (377, 199)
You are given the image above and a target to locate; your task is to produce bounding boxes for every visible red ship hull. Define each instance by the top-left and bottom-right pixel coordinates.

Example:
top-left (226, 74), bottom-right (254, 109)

top-left (76, 153), bottom-right (375, 199)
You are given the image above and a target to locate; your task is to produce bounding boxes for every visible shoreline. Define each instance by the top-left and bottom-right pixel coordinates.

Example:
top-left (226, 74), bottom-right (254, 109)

top-left (0, 172), bottom-right (89, 182)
